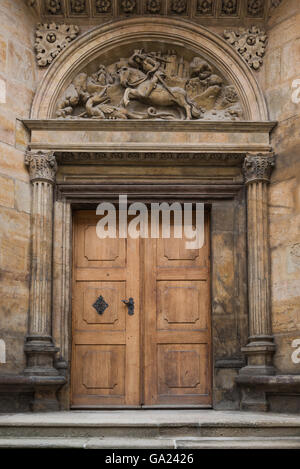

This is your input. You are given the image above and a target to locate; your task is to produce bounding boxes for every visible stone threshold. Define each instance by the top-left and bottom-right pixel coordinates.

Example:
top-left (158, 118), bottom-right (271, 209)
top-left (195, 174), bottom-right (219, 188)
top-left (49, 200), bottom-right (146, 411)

top-left (0, 437), bottom-right (300, 449)
top-left (1, 410), bottom-right (300, 426)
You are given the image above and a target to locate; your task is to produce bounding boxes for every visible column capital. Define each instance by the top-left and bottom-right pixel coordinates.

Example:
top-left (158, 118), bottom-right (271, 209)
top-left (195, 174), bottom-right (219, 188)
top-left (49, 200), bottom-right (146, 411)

top-left (25, 150), bottom-right (57, 184)
top-left (243, 152), bottom-right (275, 185)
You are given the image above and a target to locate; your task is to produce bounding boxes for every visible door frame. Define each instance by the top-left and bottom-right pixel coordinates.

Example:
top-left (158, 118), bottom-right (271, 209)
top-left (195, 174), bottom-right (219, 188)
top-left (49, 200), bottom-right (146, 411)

top-left (52, 163), bottom-right (248, 410)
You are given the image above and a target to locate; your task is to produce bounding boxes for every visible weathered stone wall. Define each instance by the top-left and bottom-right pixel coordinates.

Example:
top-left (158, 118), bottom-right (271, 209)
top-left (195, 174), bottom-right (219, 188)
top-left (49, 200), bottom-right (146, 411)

top-left (0, 1), bottom-right (38, 373)
top-left (257, 0), bottom-right (300, 375)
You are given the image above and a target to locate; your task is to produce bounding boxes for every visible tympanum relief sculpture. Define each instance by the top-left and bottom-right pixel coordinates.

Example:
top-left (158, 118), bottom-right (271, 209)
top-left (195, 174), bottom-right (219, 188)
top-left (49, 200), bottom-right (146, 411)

top-left (56, 49), bottom-right (243, 120)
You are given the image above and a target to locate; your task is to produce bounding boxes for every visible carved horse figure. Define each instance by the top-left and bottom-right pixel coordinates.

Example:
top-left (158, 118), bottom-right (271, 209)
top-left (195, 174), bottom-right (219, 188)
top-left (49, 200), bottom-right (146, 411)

top-left (118, 66), bottom-right (202, 120)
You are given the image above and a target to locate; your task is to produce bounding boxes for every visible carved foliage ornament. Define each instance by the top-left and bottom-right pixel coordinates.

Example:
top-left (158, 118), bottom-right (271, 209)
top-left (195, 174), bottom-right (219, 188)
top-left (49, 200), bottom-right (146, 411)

top-left (243, 153), bottom-right (275, 185)
top-left (71, 0), bottom-right (86, 14)
top-left (247, 0), bottom-right (264, 16)
top-left (25, 151), bottom-right (57, 184)
top-left (96, 0), bottom-right (112, 12)
top-left (121, 0), bottom-right (136, 13)
top-left (171, 0), bottom-right (187, 14)
top-left (56, 49), bottom-right (243, 121)
top-left (221, 0), bottom-right (238, 15)
top-left (224, 26), bottom-right (267, 70)
top-left (46, 0), bottom-right (62, 15)
top-left (271, 0), bottom-right (282, 8)
top-left (147, 0), bottom-right (162, 13)
top-left (197, 0), bottom-right (213, 15)
top-left (35, 23), bottom-right (79, 67)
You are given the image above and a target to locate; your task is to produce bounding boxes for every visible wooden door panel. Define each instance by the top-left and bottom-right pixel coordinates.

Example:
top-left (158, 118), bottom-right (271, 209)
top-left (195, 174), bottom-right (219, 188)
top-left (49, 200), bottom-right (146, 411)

top-left (75, 282), bottom-right (126, 330)
top-left (76, 217), bottom-right (126, 269)
top-left (157, 280), bottom-right (208, 330)
top-left (144, 212), bottom-right (212, 407)
top-left (157, 344), bottom-right (209, 401)
top-left (71, 211), bottom-right (140, 408)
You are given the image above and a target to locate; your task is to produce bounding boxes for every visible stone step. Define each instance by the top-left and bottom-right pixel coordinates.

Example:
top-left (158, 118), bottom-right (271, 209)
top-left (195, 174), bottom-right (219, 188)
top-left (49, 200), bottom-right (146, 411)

top-left (1, 410), bottom-right (300, 448)
top-left (0, 437), bottom-right (300, 449)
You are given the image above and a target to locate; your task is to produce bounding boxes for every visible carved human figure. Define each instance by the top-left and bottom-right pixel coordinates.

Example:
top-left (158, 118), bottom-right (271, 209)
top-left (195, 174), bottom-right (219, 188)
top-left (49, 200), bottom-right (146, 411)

top-left (186, 57), bottom-right (223, 109)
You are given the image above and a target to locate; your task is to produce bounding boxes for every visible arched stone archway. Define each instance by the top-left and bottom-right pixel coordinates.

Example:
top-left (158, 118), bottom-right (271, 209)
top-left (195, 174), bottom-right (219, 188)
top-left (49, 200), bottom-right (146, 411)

top-left (23, 17), bottom-right (277, 412)
top-left (31, 17), bottom-right (268, 121)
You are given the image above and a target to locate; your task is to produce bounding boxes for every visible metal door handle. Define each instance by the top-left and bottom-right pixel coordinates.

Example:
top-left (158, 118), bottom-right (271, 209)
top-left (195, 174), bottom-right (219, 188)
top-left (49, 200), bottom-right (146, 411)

top-left (122, 297), bottom-right (134, 315)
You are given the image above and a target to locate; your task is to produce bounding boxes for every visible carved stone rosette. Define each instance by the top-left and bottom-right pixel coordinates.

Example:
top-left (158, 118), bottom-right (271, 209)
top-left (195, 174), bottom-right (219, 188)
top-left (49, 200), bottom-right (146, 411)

top-left (35, 23), bottom-right (79, 67)
top-left (24, 150), bottom-right (64, 410)
top-left (240, 153), bottom-right (276, 386)
top-left (224, 26), bottom-right (267, 70)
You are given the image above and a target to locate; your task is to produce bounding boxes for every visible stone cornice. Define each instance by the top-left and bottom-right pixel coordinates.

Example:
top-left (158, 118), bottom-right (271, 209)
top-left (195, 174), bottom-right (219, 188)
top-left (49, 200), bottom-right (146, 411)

top-left (25, 150), bottom-right (57, 184)
top-left (243, 152), bottom-right (275, 184)
top-left (23, 119), bottom-right (277, 133)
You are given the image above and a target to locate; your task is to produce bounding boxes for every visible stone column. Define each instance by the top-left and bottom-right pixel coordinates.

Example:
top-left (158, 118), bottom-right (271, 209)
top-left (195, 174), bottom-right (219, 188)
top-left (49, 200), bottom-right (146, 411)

top-left (240, 152), bottom-right (276, 377)
top-left (24, 150), bottom-right (64, 410)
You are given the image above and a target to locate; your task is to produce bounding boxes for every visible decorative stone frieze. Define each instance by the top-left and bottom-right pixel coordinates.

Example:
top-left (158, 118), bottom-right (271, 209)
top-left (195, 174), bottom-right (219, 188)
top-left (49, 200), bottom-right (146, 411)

top-left (224, 26), bottom-right (267, 70)
top-left (55, 151), bottom-right (244, 164)
top-left (243, 152), bottom-right (275, 184)
top-left (29, 0), bottom-right (284, 21)
top-left (35, 23), bottom-right (79, 67)
top-left (25, 150), bottom-right (57, 183)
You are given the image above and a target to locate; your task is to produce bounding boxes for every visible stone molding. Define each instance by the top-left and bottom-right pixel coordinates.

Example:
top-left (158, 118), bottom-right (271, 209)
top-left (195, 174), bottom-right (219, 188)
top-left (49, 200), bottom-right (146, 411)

top-left (243, 152), bottom-right (275, 184)
top-left (35, 22), bottom-right (79, 66)
top-left (25, 150), bottom-right (57, 183)
top-left (224, 26), bottom-right (267, 70)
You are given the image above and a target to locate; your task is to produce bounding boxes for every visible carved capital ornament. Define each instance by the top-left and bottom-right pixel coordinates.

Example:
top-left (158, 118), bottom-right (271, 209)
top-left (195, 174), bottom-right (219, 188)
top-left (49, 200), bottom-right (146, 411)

top-left (25, 151), bottom-right (57, 184)
top-left (243, 153), bottom-right (275, 185)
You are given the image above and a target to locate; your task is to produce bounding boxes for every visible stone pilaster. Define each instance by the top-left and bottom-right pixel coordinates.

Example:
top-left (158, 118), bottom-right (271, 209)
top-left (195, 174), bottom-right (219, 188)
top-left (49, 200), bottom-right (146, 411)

top-left (240, 152), bottom-right (276, 379)
top-left (24, 150), bottom-right (63, 410)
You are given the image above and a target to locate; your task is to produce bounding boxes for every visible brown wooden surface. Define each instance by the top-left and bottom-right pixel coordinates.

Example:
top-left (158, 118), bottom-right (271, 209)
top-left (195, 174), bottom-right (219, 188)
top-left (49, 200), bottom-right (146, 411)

top-left (71, 210), bottom-right (211, 408)
top-left (71, 211), bottom-right (140, 407)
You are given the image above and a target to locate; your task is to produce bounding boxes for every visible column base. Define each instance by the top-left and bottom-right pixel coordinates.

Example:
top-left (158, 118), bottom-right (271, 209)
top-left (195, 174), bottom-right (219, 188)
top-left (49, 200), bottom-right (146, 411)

top-left (239, 337), bottom-right (276, 376)
top-left (32, 387), bottom-right (61, 412)
top-left (239, 386), bottom-right (268, 412)
top-left (24, 335), bottom-right (59, 377)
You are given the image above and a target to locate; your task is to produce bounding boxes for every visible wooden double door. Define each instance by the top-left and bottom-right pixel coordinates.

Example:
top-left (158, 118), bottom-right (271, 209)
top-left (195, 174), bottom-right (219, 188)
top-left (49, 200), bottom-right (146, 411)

top-left (71, 210), bottom-right (212, 408)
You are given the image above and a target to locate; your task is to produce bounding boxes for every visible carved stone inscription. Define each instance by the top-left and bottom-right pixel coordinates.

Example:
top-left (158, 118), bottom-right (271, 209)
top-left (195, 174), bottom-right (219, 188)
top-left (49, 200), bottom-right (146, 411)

top-left (56, 49), bottom-right (243, 120)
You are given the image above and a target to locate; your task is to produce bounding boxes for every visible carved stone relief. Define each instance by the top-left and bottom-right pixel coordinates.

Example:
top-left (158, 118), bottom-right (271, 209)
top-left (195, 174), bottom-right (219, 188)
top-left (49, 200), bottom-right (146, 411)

top-left (35, 23), bottom-right (79, 66)
top-left (55, 48), bottom-right (243, 120)
top-left (224, 26), bottom-right (267, 70)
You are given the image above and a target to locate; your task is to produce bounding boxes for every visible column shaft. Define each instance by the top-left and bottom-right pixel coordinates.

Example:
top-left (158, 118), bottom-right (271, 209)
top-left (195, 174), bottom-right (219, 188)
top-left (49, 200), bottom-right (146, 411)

top-left (24, 151), bottom-right (58, 376)
top-left (240, 153), bottom-right (276, 376)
